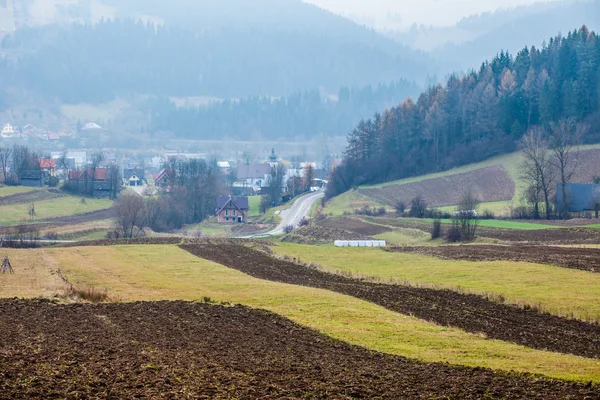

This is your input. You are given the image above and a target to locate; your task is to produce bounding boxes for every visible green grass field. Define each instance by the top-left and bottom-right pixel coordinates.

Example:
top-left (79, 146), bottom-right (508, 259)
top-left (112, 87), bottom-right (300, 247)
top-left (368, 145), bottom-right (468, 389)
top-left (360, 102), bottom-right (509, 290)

top-left (324, 190), bottom-right (391, 216)
top-left (0, 196), bottom-right (112, 225)
top-left (0, 186), bottom-right (37, 197)
top-left (248, 195), bottom-right (262, 217)
top-left (4, 244), bottom-right (591, 382)
top-left (274, 244), bottom-right (600, 322)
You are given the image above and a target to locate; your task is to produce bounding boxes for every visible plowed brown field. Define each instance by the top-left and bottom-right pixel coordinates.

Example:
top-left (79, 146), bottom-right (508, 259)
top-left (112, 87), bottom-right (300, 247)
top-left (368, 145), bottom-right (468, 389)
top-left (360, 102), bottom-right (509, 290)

top-left (1, 299), bottom-right (598, 399)
top-left (388, 244), bottom-right (600, 273)
top-left (360, 166), bottom-right (515, 208)
top-left (181, 242), bottom-right (600, 359)
top-left (319, 217), bottom-right (391, 235)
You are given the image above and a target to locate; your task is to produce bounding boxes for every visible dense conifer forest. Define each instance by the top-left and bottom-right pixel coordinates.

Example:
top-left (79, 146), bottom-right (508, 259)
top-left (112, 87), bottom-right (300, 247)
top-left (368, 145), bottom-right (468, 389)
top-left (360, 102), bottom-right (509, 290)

top-left (327, 27), bottom-right (600, 198)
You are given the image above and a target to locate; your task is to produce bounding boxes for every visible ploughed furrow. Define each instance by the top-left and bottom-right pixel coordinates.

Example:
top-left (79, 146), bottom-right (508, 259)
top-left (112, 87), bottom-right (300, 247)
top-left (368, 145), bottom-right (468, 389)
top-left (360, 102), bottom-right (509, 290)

top-left (181, 242), bottom-right (600, 360)
top-left (1, 299), bottom-right (598, 399)
top-left (388, 244), bottom-right (600, 273)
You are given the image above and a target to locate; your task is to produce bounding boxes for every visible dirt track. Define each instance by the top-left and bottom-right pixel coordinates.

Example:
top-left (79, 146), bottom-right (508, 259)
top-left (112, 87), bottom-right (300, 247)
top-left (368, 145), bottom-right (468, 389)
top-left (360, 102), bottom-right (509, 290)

top-left (388, 244), bottom-right (600, 273)
top-left (182, 242), bottom-right (600, 359)
top-left (1, 299), bottom-right (598, 399)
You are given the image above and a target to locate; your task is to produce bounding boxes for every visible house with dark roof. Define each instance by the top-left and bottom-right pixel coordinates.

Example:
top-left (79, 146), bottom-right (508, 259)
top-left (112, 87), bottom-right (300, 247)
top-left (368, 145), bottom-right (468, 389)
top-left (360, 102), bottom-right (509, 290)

top-left (68, 168), bottom-right (114, 198)
top-left (234, 163), bottom-right (272, 194)
top-left (123, 168), bottom-right (147, 187)
top-left (20, 170), bottom-right (49, 187)
top-left (216, 195), bottom-right (249, 223)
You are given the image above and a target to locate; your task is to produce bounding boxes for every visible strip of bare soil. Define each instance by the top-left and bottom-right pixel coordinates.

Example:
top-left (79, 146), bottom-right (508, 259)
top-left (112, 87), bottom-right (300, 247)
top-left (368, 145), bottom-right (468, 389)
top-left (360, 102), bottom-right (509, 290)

top-left (320, 217), bottom-right (392, 235)
top-left (181, 242), bottom-right (600, 359)
top-left (1, 299), bottom-right (597, 399)
top-left (388, 245), bottom-right (600, 273)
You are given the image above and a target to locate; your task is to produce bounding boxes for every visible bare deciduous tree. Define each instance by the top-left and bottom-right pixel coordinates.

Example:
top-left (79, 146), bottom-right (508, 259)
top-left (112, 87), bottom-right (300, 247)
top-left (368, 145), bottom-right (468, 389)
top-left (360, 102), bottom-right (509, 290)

top-left (520, 127), bottom-right (555, 220)
top-left (57, 151), bottom-right (70, 181)
top-left (409, 195), bottom-right (427, 218)
top-left (266, 164), bottom-right (286, 207)
top-left (88, 151), bottom-right (106, 196)
top-left (115, 194), bottom-right (146, 238)
top-left (0, 145), bottom-right (12, 184)
top-left (454, 190), bottom-right (481, 240)
top-left (549, 118), bottom-right (587, 219)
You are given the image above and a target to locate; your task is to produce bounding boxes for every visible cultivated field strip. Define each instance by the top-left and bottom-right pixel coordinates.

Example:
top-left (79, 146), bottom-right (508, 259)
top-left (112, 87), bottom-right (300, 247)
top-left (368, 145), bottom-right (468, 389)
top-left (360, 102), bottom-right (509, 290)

top-left (181, 242), bottom-right (600, 359)
top-left (0, 189), bottom-right (66, 206)
top-left (359, 166), bottom-right (515, 208)
top-left (362, 216), bottom-right (600, 244)
top-left (1, 300), bottom-right (598, 399)
top-left (388, 244), bottom-right (600, 273)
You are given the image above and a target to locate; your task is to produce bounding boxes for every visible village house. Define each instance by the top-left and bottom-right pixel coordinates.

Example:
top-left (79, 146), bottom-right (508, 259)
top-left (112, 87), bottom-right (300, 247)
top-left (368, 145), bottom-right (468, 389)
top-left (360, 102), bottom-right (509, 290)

top-left (123, 168), bottom-right (147, 187)
top-left (234, 163), bottom-right (272, 195)
top-left (39, 159), bottom-right (56, 177)
top-left (1, 123), bottom-right (18, 139)
top-left (153, 168), bottom-right (171, 189)
top-left (216, 195), bottom-right (249, 224)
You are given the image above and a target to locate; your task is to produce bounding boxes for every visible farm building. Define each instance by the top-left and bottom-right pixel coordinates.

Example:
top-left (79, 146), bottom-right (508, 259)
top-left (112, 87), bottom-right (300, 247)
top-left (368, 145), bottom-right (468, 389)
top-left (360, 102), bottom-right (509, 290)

top-left (20, 170), bottom-right (50, 187)
top-left (556, 183), bottom-right (600, 213)
top-left (216, 195), bottom-right (249, 224)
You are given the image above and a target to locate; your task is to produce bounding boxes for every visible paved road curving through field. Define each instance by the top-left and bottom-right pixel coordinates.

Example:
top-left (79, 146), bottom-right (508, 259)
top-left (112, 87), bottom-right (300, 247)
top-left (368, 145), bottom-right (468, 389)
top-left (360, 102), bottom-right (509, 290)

top-left (239, 190), bottom-right (324, 238)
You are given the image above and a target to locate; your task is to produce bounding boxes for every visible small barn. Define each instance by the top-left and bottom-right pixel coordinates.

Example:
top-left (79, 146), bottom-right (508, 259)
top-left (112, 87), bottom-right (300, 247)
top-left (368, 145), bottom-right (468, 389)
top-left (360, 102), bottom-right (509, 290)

top-left (216, 195), bottom-right (249, 224)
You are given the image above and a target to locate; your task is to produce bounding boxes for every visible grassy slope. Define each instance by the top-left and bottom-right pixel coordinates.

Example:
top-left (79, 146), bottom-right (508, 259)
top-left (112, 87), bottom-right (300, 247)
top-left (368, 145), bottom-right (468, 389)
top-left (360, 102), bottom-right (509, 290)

top-left (274, 244), bottom-right (600, 322)
top-left (0, 196), bottom-right (112, 225)
top-left (328, 145), bottom-right (600, 216)
top-left (0, 245), bottom-right (597, 381)
top-left (248, 195), bottom-right (262, 217)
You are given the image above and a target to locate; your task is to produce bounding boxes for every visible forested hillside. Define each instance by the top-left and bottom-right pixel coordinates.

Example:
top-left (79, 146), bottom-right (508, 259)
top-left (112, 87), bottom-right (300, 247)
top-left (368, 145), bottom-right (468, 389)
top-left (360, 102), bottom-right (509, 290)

top-left (146, 80), bottom-right (420, 140)
top-left (0, 14), bottom-right (430, 103)
top-left (327, 27), bottom-right (600, 198)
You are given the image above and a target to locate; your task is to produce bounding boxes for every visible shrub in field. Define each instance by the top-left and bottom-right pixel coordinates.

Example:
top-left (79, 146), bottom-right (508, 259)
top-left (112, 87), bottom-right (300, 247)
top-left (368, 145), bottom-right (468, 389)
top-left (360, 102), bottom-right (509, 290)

top-left (44, 231), bottom-right (59, 241)
top-left (481, 209), bottom-right (496, 220)
top-left (354, 206), bottom-right (386, 217)
top-left (298, 217), bottom-right (310, 227)
top-left (72, 287), bottom-right (109, 303)
top-left (431, 219), bottom-right (442, 240)
top-left (314, 212), bottom-right (327, 222)
top-left (105, 230), bottom-right (122, 240)
top-left (409, 195), bottom-right (427, 218)
top-left (446, 222), bottom-right (462, 242)
top-left (394, 200), bottom-right (406, 214)
top-left (283, 225), bottom-right (295, 234)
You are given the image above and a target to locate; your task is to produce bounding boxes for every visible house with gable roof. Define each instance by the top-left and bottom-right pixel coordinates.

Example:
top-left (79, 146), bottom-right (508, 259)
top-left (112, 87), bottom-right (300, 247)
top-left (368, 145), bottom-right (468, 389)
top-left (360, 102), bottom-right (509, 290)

top-left (216, 195), bottom-right (249, 224)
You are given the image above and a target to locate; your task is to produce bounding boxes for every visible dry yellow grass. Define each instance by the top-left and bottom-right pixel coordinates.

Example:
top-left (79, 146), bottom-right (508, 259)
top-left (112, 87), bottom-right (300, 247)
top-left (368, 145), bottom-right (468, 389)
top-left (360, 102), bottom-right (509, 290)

top-left (0, 249), bottom-right (70, 298)
top-left (1, 245), bottom-right (599, 382)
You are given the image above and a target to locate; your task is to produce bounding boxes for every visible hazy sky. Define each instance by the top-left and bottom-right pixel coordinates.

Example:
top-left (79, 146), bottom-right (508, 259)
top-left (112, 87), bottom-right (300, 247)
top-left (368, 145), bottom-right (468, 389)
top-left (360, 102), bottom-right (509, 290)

top-left (304, 0), bottom-right (556, 29)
